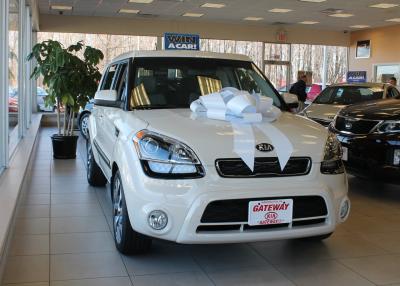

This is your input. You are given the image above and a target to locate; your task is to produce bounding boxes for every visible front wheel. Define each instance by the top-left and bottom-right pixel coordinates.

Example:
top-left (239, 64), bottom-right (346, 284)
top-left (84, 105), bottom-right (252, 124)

top-left (79, 112), bottom-right (90, 139)
top-left (112, 170), bottom-right (152, 254)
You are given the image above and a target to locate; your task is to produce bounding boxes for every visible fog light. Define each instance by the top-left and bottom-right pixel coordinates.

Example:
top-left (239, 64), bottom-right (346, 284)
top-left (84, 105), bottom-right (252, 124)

top-left (394, 149), bottom-right (400, 166)
top-left (148, 210), bottom-right (168, 230)
top-left (339, 199), bottom-right (350, 221)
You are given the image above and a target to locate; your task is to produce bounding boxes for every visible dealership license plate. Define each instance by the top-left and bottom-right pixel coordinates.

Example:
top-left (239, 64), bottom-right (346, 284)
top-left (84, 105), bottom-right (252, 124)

top-left (248, 199), bottom-right (293, 226)
top-left (342, 146), bottom-right (348, 161)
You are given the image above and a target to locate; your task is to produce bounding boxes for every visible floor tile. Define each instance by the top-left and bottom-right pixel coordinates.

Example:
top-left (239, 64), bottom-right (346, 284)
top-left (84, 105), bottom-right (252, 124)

top-left (50, 252), bottom-right (127, 281)
top-left (208, 266), bottom-right (295, 286)
top-left (340, 254), bottom-right (400, 285)
top-left (122, 242), bottom-right (200, 276)
top-left (10, 234), bottom-right (49, 256)
top-left (51, 193), bottom-right (98, 205)
top-left (51, 217), bottom-right (109, 233)
top-left (50, 277), bottom-right (132, 286)
top-left (17, 205), bottom-right (50, 218)
top-left (3, 283), bottom-right (49, 286)
top-left (361, 231), bottom-right (400, 254)
top-left (133, 271), bottom-right (214, 286)
top-left (50, 232), bottom-right (115, 254)
top-left (15, 218), bottom-right (50, 235)
top-left (21, 194), bottom-right (50, 205)
top-left (3, 255), bottom-right (49, 284)
top-left (190, 244), bottom-right (269, 272)
top-left (50, 184), bottom-right (95, 194)
top-left (50, 204), bottom-right (103, 218)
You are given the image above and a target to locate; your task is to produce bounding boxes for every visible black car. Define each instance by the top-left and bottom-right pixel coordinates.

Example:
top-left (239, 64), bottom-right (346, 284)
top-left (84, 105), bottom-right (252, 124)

top-left (329, 98), bottom-right (400, 183)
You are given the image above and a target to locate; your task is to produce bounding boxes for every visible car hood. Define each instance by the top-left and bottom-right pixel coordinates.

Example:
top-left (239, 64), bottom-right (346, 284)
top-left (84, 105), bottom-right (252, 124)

top-left (339, 99), bottom-right (400, 120)
top-left (133, 109), bottom-right (328, 165)
top-left (305, 104), bottom-right (344, 122)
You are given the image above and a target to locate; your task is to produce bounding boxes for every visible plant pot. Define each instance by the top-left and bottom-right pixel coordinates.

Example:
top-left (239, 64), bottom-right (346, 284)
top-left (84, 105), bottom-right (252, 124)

top-left (51, 134), bottom-right (79, 159)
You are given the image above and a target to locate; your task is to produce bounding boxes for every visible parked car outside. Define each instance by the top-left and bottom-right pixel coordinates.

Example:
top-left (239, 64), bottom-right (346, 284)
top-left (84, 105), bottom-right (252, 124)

top-left (330, 97), bottom-right (400, 183)
top-left (8, 87), bottom-right (18, 112)
top-left (306, 84), bottom-right (323, 102)
top-left (86, 50), bottom-right (350, 254)
top-left (77, 100), bottom-right (94, 139)
top-left (302, 83), bottom-right (399, 127)
top-left (37, 87), bottom-right (55, 112)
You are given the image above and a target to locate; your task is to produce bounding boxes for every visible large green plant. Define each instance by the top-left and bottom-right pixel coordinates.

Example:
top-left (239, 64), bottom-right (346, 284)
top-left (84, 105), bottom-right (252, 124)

top-left (28, 40), bottom-right (104, 136)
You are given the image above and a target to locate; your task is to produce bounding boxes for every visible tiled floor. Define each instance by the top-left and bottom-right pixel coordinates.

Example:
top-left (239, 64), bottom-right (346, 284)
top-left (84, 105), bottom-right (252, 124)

top-left (2, 127), bottom-right (400, 286)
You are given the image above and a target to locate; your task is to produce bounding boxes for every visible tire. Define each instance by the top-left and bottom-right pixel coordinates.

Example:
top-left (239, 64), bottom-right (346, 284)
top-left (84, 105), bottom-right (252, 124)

top-left (79, 112), bottom-right (90, 140)
top-left (302, 232), bottom-right (333, 241)
top-left (112, 170), bottom-right (152, 255)
top-left (86, 140), bottom-right (107, 187)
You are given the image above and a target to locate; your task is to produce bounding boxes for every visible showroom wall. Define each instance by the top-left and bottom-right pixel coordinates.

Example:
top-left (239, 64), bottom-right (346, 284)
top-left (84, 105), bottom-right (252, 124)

top-left (349, 24), bottom-right (400, 82)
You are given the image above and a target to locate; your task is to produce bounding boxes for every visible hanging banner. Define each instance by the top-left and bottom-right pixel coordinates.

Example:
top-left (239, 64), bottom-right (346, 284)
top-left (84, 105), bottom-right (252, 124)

top-left (347, 71), bottom-right (367, 83)
top-left (164, 33), bottom-right (200, 51)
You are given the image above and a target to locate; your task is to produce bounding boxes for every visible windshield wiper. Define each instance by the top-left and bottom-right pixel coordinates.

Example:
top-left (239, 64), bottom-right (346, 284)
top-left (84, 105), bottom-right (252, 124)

top-left (133, 104), bottom-right (178, 110)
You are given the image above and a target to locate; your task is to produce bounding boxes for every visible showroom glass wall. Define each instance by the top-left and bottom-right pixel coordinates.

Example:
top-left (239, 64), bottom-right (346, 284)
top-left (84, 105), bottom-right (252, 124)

top-left (0, 0), bottom-right (34, 174)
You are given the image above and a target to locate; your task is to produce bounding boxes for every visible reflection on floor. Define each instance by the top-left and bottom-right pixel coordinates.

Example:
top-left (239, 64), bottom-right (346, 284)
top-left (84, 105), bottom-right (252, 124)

top-left (2, 127), bottom-right (400, 286)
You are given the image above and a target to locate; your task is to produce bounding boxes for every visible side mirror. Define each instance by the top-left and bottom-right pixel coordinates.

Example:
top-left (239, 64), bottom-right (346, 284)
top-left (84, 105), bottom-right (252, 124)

top-left (94, 90), bottom-right (117, 102)
top-left (283, 93), bottom-right (299, 109)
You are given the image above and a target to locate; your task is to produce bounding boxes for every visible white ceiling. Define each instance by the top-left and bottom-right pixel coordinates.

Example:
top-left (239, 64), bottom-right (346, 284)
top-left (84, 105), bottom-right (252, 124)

top-left (38, 0), bottom-right (400, 31)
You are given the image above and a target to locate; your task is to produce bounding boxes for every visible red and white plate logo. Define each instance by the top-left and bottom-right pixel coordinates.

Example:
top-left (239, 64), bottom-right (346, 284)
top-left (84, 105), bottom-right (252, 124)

top-left (248, 199), bottom-right (293, 226)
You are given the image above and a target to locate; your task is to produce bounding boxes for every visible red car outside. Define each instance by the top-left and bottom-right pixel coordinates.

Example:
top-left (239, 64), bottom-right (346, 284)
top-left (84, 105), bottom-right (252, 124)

top-left (9, 97), bottom-right (18, 112)
top-left (306, 84), bottom-right (322, 102)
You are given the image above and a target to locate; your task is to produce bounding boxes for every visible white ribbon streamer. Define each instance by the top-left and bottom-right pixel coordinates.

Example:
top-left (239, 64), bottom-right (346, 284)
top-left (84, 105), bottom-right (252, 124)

top-left (190, 87), bottom-right (293, 171)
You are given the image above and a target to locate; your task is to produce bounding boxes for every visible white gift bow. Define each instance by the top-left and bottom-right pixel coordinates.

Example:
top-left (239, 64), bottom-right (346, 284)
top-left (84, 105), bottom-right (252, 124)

top-left (190, 87), bottom-right (293, 171)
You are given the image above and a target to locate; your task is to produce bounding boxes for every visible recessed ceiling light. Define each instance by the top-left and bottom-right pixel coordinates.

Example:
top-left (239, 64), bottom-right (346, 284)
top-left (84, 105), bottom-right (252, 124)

top-left (269, 8), bottom-right (293, 13)
top-left (182, 13), bottom-right (204, 17)
top-left (51, 5), bottom-right (73, 10)
top-left (369, 3), bottom-right (399, 8)
top-left (386, 18), bottom-right (400, 22)
top-left (119, 8), bottom-right (140, 13)
top-left (299, 0), bottom-right (326, 2)
top-left (201, 3), bottom-right (226, 8)
top-left (329, 13), bottom-right (354, 17)
top-left (128, 0), bottom-right (153, 3)
top-left (299, 20), bottom-right (319, 24)
top-left (244, 17), bottom-right (264, 21)
top-left (350, 25), bottom-right (370, 28)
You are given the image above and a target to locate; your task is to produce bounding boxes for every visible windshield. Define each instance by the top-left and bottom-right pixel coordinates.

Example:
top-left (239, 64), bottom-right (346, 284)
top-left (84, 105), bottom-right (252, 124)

top-left (130, 57), bottom-right (282, 110)
top-left (314, 86), bottom-right (384, 105)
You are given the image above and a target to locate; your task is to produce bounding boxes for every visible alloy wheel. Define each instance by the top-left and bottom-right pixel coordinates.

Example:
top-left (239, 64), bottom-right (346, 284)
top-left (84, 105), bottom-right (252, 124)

top-left (113, 176), bottom-right (123, 244)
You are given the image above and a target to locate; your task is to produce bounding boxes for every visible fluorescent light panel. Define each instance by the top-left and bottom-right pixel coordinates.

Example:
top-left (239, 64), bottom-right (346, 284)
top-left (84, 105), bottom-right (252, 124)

top-left (128, 0), bottom-right (154, 3)
top-left (201, 3), bottom-right (226, 8)
top-left (299, 21), bottom-right (319, 24)
top-left (182, 12), bottom-right (204, 17)
top-left (350, 25), bottom-right (370, 28)
top-left (244, 17), bottom-right (263, 21)
top-left (369, 3), bottom-right (399, 8)
top-left (119, 8), bottom-right (140, 13)
top-left (329, 13), bottom-right (354, 17)
top-left (269, 8), bottom-right (293, 13)
top-left (51, 5), bottom-right (73, 10)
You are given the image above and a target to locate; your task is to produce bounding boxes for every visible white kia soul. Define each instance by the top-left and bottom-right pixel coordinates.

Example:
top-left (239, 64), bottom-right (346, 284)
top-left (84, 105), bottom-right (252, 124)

top-left (87, 50), bottom-right (350, 254)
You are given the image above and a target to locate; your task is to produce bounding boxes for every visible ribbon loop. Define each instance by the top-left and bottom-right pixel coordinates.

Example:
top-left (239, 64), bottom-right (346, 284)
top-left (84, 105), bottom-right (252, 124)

top-left (190, 87), bottom-right (293, 171)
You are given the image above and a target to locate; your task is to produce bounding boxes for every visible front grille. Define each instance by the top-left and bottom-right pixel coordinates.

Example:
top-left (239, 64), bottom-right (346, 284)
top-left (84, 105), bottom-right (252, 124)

top-left (215, 157), bottom-right (311, 178)
top-left (334, 116), bottom-right (380, 135)
top-left (201, 196), bottom-right (327, 223)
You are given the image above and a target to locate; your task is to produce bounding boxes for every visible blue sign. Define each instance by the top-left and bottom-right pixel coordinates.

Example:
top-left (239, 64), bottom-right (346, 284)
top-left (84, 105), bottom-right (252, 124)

top-left (164, 33), bottom-right (200, 51)
top-left (347, 71), bottom-right (367, 83)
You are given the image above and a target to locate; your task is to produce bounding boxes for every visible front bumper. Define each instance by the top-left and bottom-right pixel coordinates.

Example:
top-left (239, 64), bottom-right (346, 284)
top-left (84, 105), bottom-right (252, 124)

top-left (119, 156), bottom-right (349, 244)
top-left (336, 133), bottom-right (400, 183)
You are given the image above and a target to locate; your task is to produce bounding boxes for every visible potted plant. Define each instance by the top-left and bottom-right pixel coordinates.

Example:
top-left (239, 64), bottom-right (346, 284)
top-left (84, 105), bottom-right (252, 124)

top-left (28, 40), bottom-right (104, 159)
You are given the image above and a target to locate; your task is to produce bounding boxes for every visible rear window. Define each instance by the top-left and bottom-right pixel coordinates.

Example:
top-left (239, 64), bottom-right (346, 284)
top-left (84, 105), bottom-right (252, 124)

top-left (314, 86), bottom-right (384, 105)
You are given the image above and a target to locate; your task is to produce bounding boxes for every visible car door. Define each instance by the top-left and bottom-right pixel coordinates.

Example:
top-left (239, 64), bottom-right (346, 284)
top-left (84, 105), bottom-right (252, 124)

top-left (92, 64), bottom-right (118, 174)
top-left (100, 61), bottom-right (129, 177)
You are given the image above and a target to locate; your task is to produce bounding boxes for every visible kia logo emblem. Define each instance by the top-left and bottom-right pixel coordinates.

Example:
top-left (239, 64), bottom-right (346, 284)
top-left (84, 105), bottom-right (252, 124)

top-left (256, 143), bottom-right (274, 152)
top-left (265, 212), bottom-right (278, 220)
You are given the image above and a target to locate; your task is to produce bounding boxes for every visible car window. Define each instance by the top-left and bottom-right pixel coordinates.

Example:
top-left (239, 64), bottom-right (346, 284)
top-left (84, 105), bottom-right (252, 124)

top-left (114, 63), bottom-right (128, 101)
top-left (314, 86), bottom-right (384, 105)
top-left (100, 64), bottom-right (118, 90)
top-left (130, 57), bottom-right (283, 110)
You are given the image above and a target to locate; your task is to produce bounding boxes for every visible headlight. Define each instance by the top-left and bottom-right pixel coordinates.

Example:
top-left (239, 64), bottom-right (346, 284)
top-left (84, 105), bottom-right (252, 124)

top-left (134, 130), bottom-right (205, 179)
top-left (321, 132), bottom-right (344, 174)
top-left (375, 121), bottom-right (400, 134)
